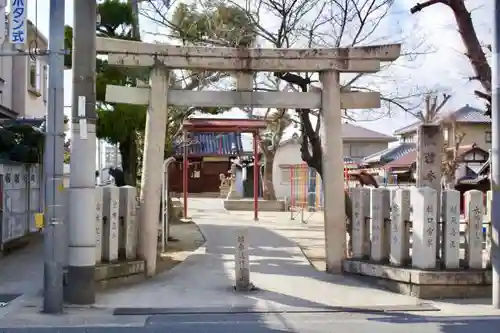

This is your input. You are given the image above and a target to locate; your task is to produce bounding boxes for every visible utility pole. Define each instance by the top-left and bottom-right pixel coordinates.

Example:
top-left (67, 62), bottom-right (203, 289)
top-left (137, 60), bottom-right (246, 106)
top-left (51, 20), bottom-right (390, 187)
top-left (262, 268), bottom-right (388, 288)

top-left (492, 1), bottom-right (500, 309)
top-left (128, 0), bottom-right (141, 39)
top-left (43, 0), bottom-right (65, 314)
top-left (65, 0), bottom-right (97, 305)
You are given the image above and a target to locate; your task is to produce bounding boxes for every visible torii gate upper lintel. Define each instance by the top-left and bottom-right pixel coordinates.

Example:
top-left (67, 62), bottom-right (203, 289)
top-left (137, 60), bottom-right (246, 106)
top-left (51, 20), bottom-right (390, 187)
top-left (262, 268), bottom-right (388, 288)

top-left (96, 36), bottom-right (401, 276)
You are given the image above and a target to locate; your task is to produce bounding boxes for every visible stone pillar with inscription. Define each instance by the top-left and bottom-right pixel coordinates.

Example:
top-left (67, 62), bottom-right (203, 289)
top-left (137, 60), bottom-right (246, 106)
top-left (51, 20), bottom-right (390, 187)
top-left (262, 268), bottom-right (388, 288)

top-left (234, 228), bottom-right (251, 291)
top-left (442, 189), bottom-right (460, 269)
top-left (370, 188), bottom-right (391, 262)
top-left (102, 185), bottom-right (120, 262)
top-left (119, 186), bottom-right (138, 260)
top-left (464, 190), bottom-right (484, 269)
top-left (95, 187), bottom-right (104, 264)
top-left (411, 187), bottom-right (438, 269)
top-left (351, 187), bottom-right (370, 258)
top-left (417, 124), bottom-right (443, 258)
top-left (390, 188), bottom-right (411, 266)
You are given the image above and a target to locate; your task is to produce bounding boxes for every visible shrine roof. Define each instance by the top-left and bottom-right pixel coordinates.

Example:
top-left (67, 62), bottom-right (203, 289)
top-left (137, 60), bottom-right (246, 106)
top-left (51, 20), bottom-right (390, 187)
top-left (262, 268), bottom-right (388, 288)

top-left (173, 132), bottom-right (244, 157)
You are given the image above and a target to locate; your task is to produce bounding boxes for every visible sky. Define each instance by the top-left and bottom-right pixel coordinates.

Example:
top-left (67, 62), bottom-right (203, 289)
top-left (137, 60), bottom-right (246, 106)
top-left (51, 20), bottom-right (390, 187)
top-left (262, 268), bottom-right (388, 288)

top-left (21, 0), bottom-right (493, 137)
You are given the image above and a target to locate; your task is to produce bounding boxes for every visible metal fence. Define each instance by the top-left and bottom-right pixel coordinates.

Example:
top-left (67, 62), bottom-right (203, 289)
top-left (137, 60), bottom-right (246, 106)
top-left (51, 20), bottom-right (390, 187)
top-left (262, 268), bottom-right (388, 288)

top-left (288, 165), bottom-right (325, 223)
top-left (0, 162), bottom-right (42, 250)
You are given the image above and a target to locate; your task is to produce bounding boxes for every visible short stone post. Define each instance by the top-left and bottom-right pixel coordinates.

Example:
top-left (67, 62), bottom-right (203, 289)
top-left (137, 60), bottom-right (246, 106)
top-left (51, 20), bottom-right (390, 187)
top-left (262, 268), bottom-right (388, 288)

top-left (119, 186), bottom-right (138, 260)
top-left (442, 189), bottom-right (460, 269)
top-left (485, 190), bottom-right (492, 268)
top-left (351, 187), bottom-right (370, 258)
top-left (102, 185), bottom-right (119, 262)
top-left (235, 228), bottom-right (251, 291)
top-left (464, 190), bottom-right (484, 269)
top-left (95, 187), bottom-right (104, 264)
top-left (411, 187), bottom-right (438, 269)
top-left (370, 188), bottom-right (390, 262)
top-left (390, 188), bottom-right (411, 266)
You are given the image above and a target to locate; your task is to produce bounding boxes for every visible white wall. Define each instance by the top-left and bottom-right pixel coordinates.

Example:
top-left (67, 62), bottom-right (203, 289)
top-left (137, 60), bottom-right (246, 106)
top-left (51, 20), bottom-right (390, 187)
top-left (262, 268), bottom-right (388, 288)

top-left (0, 38), bottom-right (13, 110)
top-left (0, 22), bottom-right (48, 118)
top-left (272, 141), bottom-right (304, 199)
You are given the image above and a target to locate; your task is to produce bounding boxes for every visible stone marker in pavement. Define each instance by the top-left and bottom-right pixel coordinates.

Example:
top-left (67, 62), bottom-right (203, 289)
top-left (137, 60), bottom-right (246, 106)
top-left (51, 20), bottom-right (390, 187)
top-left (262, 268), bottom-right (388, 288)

top-left (235, 228), bottom-right (251, 291)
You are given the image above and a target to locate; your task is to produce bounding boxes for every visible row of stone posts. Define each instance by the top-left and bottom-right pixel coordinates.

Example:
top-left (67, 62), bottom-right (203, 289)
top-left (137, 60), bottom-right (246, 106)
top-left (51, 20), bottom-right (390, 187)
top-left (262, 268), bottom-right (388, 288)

top-left (94, 185), bottom-right (138, 264)
top-left (350, 186), bottom-right (492, 270)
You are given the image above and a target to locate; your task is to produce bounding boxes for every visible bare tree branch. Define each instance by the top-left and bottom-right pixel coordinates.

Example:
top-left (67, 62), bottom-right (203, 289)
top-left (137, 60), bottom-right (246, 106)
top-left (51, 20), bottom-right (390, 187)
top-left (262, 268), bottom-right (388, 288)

top-left (410, 0), bottom-right (491, 113)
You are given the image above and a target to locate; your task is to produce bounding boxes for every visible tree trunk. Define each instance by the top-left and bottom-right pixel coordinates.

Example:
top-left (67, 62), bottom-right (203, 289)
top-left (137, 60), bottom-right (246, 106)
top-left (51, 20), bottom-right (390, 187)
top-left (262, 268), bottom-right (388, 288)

top-left (274, 72), bottom-right (353, 253)
top-left (262, 154), bottom-right (276, 200)
top-left (119, 136), bottom-right (138, 186)
top-left (449, 1), bottom-right (491, 94)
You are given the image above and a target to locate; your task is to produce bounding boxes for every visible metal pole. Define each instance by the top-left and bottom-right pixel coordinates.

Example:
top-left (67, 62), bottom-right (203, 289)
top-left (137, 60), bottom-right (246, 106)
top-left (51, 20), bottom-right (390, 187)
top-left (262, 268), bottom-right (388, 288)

top-left (161, 157), bottom-right (176, 252)
top-left (97, 139), bottom-right (101, 184)
top-left (253, 133), bottom-right (259, 221)
top-left (491, 1), bottom-right (500, 309)
top-left (43, 0), bottom-right (65, 314)
top-left (183, 132), bottom-right (188, 219)
top-left (65, 0), bottom-right (97, 305)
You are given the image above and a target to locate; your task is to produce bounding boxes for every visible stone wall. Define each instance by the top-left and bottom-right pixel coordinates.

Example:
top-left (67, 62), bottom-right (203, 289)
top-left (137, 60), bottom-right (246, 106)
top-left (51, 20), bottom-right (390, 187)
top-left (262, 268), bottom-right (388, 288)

top-left (344, 186), bottom-right (492, 298)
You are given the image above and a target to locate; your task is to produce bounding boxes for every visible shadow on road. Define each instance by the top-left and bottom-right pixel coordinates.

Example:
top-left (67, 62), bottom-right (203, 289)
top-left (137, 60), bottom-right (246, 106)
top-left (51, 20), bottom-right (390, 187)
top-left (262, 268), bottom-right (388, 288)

top-left (367, 312), bottom-right (500, 332)
top-left (197, 223), bottom-right (418, 310)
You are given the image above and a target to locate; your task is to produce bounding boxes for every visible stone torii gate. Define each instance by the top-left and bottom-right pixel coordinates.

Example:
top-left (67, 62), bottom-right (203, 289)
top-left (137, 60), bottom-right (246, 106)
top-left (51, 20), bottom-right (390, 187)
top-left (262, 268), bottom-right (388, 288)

top-left (96, 37), bottom-right (401, 276)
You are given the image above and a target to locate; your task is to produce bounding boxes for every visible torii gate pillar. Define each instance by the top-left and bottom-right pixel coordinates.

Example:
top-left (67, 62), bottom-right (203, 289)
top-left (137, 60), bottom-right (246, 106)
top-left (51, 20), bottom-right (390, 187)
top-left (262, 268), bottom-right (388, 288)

top-left (139, 66), bottom-right (170, 276)
top-left (320, 71), bottom-right (345, 273)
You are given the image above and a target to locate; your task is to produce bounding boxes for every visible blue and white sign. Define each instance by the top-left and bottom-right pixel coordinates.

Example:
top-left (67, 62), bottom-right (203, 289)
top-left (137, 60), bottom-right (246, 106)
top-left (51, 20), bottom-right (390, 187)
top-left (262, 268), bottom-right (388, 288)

top-left (9, 0), bottom-right (26, 45)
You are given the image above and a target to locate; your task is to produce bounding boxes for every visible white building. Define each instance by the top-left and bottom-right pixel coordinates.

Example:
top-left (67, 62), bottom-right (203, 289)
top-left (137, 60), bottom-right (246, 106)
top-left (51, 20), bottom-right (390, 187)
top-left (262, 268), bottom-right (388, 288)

top-left (0, 20), bottom-right (48, 119)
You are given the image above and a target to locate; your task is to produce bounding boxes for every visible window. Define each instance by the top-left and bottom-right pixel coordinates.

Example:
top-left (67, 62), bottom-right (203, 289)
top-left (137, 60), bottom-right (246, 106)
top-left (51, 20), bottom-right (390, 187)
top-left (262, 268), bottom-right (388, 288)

top-left (349, 144), bottom-right (365, 158)
top-left (28, 59), bottom-right (41, 93)
top-left (280, 167), bottom-right (291, 185)
top-left (443, 128), bottom-right (449, 143)
top-left (485, 131), bottom-right (492, 144)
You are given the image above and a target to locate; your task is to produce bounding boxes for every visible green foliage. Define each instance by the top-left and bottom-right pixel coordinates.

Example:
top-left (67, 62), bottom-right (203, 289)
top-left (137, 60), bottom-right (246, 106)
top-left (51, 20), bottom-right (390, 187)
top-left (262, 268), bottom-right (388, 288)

top-left (64, 139), bottom-right (71, 164)
top-left (96, 0), bottom-right (135, 38)
top-left (96, 104), bottom-right (146, 144)
top-left (64, 25), bottom-right (72, 68)
top-left (65, 1), bottom-right (145, 144)
top-left (0, 124), bottom-right (44, 164)
top-left (171, 2), bottom-right (256, 47)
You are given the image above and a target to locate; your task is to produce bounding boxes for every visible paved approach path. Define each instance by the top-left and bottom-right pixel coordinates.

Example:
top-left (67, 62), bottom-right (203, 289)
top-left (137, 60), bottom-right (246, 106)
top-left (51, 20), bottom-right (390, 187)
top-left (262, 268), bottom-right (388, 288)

top-left (96, 198), bottom-right (430, 311)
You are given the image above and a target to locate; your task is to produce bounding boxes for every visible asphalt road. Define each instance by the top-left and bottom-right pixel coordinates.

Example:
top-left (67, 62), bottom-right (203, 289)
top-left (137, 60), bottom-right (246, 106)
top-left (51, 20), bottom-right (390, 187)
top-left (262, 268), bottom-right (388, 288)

top-left (0, 312), bottom-right (499, 333)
